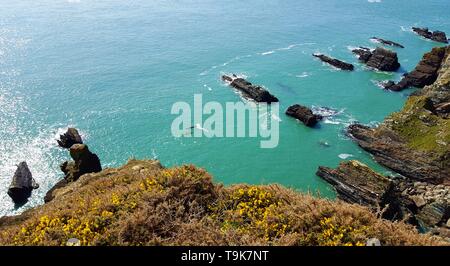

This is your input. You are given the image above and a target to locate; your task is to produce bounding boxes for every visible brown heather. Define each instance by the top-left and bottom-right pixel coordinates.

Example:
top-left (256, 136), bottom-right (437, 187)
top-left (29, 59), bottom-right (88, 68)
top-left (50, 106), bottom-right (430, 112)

top-left (0, 159), bottom-right (445, 246)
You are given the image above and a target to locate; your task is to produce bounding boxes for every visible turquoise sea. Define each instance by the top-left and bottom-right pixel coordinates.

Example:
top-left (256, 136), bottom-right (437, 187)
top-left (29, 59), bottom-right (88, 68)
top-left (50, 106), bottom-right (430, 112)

top-left (1, 0), bottom-right (449, 216)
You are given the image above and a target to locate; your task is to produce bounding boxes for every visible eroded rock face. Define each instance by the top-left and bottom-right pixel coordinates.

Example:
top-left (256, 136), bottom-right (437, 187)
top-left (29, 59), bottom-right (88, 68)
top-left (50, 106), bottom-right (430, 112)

top-left (222, 75), bottom-right (279, 103)
top-left (347, 124), bottom-right (448, 185)
top-left (7, 162), bottom-right (39, 205)
top-left (286, 104), bottom-right (323, 127)
top-left (57, 128), bottom-right (83, 149)
top-left (62, 144), bottom-right (102, 182)
top-left (316, 160), bottom-right (394, 208)
top-left (313, 53), bottom-right (354, 71)
top-left (353, 47), bottom-right (400, 72)
top-left (45, 144), bottom-right (102, 203)
top-left (384, 47), bottom-right (448, 91)
top-left (412, 27), bottom-right (448, 43)
top-left (317, 161), bottom-right (450, 234)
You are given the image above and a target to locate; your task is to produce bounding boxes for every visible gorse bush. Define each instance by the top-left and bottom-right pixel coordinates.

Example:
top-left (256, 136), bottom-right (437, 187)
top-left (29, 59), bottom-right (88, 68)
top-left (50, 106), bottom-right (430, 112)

top-left (0, 160), bottom-right (445, 246)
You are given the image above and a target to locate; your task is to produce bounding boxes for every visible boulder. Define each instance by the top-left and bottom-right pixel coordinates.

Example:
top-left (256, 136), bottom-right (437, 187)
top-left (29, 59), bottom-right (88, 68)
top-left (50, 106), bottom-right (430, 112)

top-left (222, 75), bottom-right (278, 103)
top-left (385, 47), bottom-right (447, 91)
top-left (61, 144), bottom-right (102, 182)
top-left (7, 162), bottom-right (39, 205)
top-left (57, 128), bottom-right (83, 149)
top-left (316, 160), bottom-right (394, 208)
top-left (412, 27), bottom-right (448, 43)
top-left (286, 104), bottom-right (323, 127)
top-left (312, 53), bottom-right (354, 71)
top-left (371, 37), bottom-right (404, 48)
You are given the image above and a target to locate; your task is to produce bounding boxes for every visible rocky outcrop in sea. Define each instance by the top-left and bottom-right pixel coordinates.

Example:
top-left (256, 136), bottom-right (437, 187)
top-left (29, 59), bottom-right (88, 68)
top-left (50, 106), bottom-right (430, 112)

top-left (7, 162), bottom-right (39, 205)
top-left (412, 27), bottom-right (448, 44)
top-left (371, 37), bottom-right (404, 48)
top-left (313, 53), bottom-right (354, 71)
top-left (384, 46), bottom-right (448, 91)
top-left (57, 128), bottom-right (83, 149)
top-left (286, 104), bottom-right (323, 127)
top-left (352, 47), bottom-right (400, 72)
top-left (222, 75), bottom-right (279, 103)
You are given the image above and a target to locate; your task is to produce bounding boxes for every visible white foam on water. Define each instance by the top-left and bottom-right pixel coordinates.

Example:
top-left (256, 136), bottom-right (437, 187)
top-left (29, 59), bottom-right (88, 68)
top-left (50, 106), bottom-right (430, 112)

top-left (296, 72), bottom-right (311, 78)
top-left (338, 153), bottom-right (354, 159)
top-left (368, 0), bottom-right (382, 3)
top-left (260, 50), bottom-right (275, 56)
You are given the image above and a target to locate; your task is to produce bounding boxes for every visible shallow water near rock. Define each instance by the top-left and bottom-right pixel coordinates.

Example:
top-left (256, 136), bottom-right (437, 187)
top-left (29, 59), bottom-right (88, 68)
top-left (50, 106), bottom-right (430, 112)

top-left (0, 0), bottom-right (449, 216)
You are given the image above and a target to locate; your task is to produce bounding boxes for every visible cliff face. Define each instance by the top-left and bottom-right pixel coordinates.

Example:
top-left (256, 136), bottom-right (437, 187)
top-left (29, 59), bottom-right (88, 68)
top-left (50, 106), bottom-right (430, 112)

top-left (0, 160), bottom-right (442, 246)
top-left (349, 46), bottom-right (450, 185)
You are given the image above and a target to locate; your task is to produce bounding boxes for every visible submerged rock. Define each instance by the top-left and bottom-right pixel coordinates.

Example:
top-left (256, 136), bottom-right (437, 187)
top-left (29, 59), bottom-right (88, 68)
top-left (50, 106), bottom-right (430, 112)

top-left (222, 75), bottom-right (278, 103)
top-left (412, 27), bottom-right (448, 43)
top-left (286, 104), bottom-right (323, 127)
top-left (316, 160), bottom-right (394, 208)
top-left (7, 162), bottom-right (39, 205)
top-left (371, 37), bottom-right (404, 48)
top-left (57, 128), bottom-right (83, 149)
top-left (384, 47), bottom-right (447, 91)
top-left (353, 47), bottom-right (400, 72)
top-left (312, 53), bottom-right (354, 71)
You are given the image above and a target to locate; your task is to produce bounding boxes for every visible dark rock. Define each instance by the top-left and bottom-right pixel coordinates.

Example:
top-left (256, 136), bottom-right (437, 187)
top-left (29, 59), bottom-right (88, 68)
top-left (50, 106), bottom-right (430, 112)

top-left (353, 47), bottom-right (400, 71)
top-left (61, 144), bottom-right (102, 182)
top-left (316, 160), bottom-right (394, 208)
top-left (368, 48), bottom-right (401, 71)
top-left (7, 162), bottom-right (39, 205)
top-left (286, 104), bottom-right (323, 127)
top-left (222, 75), bottom-right (278, 103)
top-left (312, 53), bottom-right (354, 71)
top-left (57, 128), bottom-right (83, 149)
top-left (386, 47), bottom-right (447, 91)
top-left (352, 47), bottom-right (373, 62)
top-left (412, 27), bottom-right (448, 43)
top-left (371, 37), bottom-right (405, 48)
top-left (382, 80), bottom-right (396, 90)
top-left (416, 201), bottom-right (449, 228)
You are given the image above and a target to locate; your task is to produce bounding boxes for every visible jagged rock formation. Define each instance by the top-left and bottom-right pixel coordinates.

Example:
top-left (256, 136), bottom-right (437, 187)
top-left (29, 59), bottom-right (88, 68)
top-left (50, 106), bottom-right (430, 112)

top-left (412, 27), bottom-right (448, 43)
top-left (317, 161), bottom-right (449, 237)
top-left (371, 37), bottom-right (405, 48)
top-left (313, 53), bottom-right (354, 71)
top-left (286, 104), bottom-right (323, 127)
top-left (384, 47), bottom-right (448, 91)
top-left (348, 46), bottom-right (450, 185)
top-left (45, 144), bottom-right (101, 202)
top-left (352, 47), bottom-right (400, 71)
top-left (57, 128), bottom-right (83, 149)
top-left (222, 75), bottom-right (279, 103)
top-left (316, 161), bottom-right (394, 208)
top-left (7, 162), bottom-right (39, 205)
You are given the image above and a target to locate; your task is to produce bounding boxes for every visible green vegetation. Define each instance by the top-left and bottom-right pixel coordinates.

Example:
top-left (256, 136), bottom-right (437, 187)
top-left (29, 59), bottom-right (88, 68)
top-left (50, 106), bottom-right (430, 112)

top-left (388, 95), bottom-right (450, 157)
top-left (0, 160), bottom-right (444, 246)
